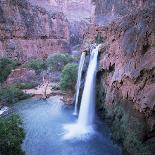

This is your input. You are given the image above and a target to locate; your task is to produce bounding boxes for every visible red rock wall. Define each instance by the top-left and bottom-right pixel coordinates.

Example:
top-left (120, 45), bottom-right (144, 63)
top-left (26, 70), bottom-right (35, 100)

top-left (83, 6), bottom-right (155, 115)
top-left (0, 0), bottom-right (70, 62)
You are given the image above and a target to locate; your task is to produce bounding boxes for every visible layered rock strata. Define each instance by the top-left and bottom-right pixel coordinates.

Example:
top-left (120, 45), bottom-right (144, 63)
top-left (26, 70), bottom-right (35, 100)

top-left (0, 0), bottom-right (70, 62)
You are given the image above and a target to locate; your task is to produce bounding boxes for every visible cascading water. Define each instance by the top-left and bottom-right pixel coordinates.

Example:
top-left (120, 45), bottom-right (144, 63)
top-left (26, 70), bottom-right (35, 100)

top-left (73, 52), bottom-right (86, 116)
top-left (77, 45), bottom-right (99, 127)
top-left (63, 45), bottom-right (100, 140)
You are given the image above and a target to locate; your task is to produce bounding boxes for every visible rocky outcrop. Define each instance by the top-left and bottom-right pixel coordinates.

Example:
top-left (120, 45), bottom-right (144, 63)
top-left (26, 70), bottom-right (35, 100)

top-left (6, 68), bottom-right (36, 85)
top-left (0, 0), bottom-right (70, 62)
top-left (82, 2), bottom-right (155, 154)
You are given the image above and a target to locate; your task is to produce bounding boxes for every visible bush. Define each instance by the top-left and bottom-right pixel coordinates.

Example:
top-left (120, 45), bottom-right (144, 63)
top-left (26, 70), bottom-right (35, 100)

top-left (60, 63), bottom-right (78, 92)
top-left (25, 59), bottom-right (47, 74)
top-left (0, 58), bottom-right (17, 83)
top-left (103, 103), bottom-right (154, 155)
top-left (0, 114), bottom-right (25, 155)
top-left (0, 85), bottom-right (30, 104)
top-left (47, 53), bottom-right (74, 71)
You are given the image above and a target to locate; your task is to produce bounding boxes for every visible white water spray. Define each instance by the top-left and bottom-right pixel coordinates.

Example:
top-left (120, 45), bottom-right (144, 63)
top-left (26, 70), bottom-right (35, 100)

top-left (63, 45), bottom-right (100, 140)
top-left (78, 45), bottom-right (99, 127)
top-left (73, 52), bottom-right (86, 115)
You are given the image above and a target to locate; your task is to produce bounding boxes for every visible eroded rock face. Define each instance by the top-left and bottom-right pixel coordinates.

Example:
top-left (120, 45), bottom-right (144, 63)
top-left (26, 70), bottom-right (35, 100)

top-left (92, 0), bottom-right (155, 26)
top-left (0, 0), bottom-right (70, 62)
top-left (84, 6), bottom-right (155, 115)
top-left (29, 0), bottom-right (93, 50)
top-left (6, 68), bottom-right (36, 85)
top-left (82, 4), bottom-right (155, 153)
top-left (30, 0), bottom-right (92, 21)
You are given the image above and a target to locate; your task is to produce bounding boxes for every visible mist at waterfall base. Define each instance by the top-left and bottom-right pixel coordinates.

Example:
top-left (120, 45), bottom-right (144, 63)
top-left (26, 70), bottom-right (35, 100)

top-left (63, 45), bottom-right (100, 140)
top-left (13, 96), bottom-right (121, 155)
top-left (73, 52), bottom-right (86, 116)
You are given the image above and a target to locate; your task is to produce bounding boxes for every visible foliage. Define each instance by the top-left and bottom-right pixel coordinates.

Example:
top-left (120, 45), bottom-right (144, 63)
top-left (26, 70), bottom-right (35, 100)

top-left (47, 53), bottom-right (74, 71)
top-left (0, 58), bottom-right (17, 83)
top-left (25, 59), bottom-right (47, 74)
top-left (60, 63), bottom-right (78, 92)
top-left (0, 114), bottom-right (25, 155)
top-left (102, 103), bottom-right (154, 155)
top-left (0, 85), bottom-right (30, 104)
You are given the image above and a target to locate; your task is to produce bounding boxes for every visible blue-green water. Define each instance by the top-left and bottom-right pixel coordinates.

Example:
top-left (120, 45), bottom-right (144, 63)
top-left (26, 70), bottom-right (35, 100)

top-left (13, 96), bottom-right (122, 155)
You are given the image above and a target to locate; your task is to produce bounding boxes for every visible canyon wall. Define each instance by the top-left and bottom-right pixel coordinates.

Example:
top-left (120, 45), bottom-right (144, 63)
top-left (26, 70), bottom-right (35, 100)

top-left (29, 0), bottom-right (93, 50)
top-left (30, 0), bottom-right (92, 21)
top-left (92, 0), bottom-right (155, 25)
top-left (0, 0), bottom-right (70, 62)
top-left (82, 1), bottom-right (155, 154)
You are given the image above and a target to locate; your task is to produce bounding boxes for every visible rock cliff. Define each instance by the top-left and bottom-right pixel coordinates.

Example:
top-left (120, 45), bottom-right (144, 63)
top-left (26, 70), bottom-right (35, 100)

top-left (29, 0), bottom-right (93, 50)
top-left (0, 0), bottom-right (70, 62)
top-left (82, 1), bottom-right (155, 154)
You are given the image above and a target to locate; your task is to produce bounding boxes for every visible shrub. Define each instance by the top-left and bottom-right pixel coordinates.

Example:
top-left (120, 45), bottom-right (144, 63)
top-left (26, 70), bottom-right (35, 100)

top-left (0, 85), bottom-right (30, 104)
top-left (47, 53), bottom-right (74, 71)
top-left (25, 59), bottom-right (47, 74)
top-left (103, 103), bottom-right (154, 155)
top-left (0, 58), bottom-right (17, 83)
top-left (0, 114), bottom-right (25, 155)
top-left (60, 63), bottom-right (78, 92)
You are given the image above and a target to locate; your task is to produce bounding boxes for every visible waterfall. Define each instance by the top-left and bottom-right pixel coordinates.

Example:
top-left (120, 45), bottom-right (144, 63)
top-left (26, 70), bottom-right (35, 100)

top-left (63, 45), bottom-right (100, 140)
top-left (73, 52), bottom-right (86, 116)
top-left (77, 45), bottom-right (99, 127)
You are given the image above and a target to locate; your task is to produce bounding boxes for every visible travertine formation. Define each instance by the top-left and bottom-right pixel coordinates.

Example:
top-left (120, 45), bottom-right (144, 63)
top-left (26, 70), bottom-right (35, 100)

top-left (0, 0), bottom-right (70, 62)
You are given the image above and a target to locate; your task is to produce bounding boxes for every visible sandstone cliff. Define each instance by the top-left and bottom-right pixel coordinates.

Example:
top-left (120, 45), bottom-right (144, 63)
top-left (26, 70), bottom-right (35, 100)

top-left (29, 0), bottom-right (93, 50)
top-left (82, 1), bottom-right (155, 154)
top-left (0, 0), bottom-right (70, 62)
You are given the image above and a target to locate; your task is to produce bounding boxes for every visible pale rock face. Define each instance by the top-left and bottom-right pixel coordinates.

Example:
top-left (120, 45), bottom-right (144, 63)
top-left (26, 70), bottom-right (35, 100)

top-left (30, 0), bottom-right (93, 21)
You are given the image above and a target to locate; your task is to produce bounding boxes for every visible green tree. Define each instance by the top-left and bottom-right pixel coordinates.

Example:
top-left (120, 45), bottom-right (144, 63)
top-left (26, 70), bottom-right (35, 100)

top-left (47, 53), bottom-right (74, 71)
top-left (60, 63), bottom-right (78, 92)
top-left (25, 59), bottom-right (47, 74)
top-left (0, 114), bottom-right (25, 155)
top-left (0, 85), bottom-right (29, 104)
top-left (0, 58), bottom-right (17, 83)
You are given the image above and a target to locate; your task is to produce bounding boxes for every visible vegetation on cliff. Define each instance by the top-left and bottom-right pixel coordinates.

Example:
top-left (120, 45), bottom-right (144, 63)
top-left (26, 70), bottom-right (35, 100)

top-left (0, 58), bottom-right (17, 84)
